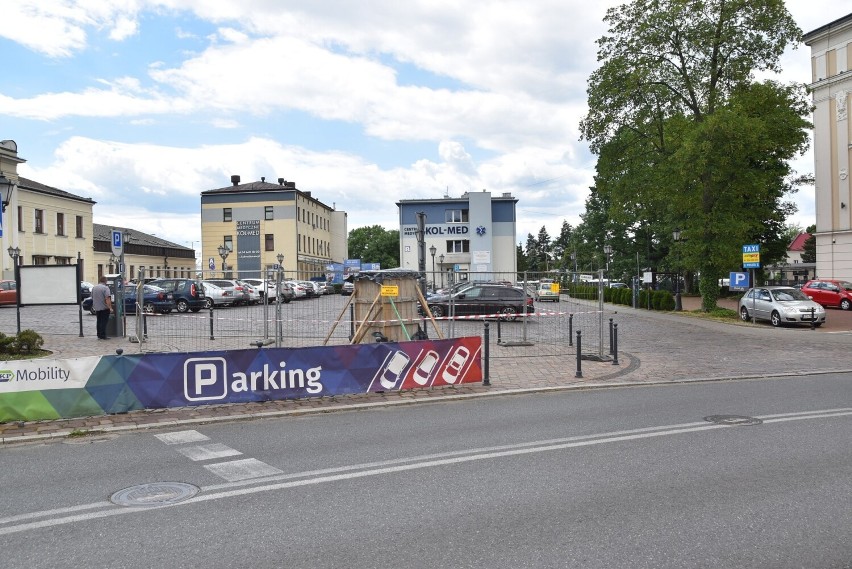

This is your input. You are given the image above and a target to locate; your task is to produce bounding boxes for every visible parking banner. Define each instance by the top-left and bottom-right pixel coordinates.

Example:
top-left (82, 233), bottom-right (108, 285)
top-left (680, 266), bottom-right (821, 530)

top-left (0, 338), bottom-right (482, 422)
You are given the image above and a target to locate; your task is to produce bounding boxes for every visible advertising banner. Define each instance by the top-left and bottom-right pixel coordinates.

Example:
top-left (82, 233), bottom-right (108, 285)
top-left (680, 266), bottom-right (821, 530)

top-left (0, 337), bottom-right (482, 422)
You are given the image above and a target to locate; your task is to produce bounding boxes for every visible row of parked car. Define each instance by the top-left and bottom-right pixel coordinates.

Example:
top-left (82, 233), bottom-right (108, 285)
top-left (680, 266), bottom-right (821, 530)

top-left (81, 277), bottom-right (341, 314)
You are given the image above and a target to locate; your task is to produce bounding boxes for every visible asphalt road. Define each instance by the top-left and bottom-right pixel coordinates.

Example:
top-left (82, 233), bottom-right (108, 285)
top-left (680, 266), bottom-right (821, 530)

top-left (2, 373), bottom-right (851, 568)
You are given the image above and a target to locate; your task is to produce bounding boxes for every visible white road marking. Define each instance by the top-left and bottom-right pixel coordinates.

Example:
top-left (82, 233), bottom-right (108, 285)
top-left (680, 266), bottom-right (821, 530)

top-left (154, 430), bottom-right (210, 445)
top-left (203, 458), bottom-right (284, 482)
top-left (176, 443), bottom-right (243, 461)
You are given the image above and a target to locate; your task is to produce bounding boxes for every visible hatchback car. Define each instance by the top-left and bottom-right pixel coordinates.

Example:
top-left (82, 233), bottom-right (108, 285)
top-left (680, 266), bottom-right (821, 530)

top-left (801, 279), bottom-right (852, 310)
top-left (341, 281), bottom-right (355, 296)
top-left (534, 282), bottom-right (560, 302)
top-left (738, 286), bottom-right (826, 327)
top-left (426, 284), bottom-right (534, 321)
top-left (0, 280), bottom-right (16, 305)
top-left (147, 278), bottom-right (206, 313)
top-left (83, 284), bottom-right (175, 315)
top-left (203, 279), bottom-right (250, 306)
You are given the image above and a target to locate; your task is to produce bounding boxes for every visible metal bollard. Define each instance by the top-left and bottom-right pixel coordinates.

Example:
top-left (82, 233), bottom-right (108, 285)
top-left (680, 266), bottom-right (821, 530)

top-left (810, 307), bottom-right (815, 331)
top-left (483, 322), bottom-right (490, 385)
top-left (575, 330), bottom-right (582, 378)
top-left (496, 317), bottom-right (502, 344)
top-left (612, 323), bottom-right (619, 365)
top-left (609, 317), bottom-right (614, 354)
top-left (209, 306), bottom-right (215, 340)
top-left (569, 313), bottom-right (573, 346)
top-left (349, 304), bottom-right (355, 340)
top-left (143, 312), bottom-right (148, 339)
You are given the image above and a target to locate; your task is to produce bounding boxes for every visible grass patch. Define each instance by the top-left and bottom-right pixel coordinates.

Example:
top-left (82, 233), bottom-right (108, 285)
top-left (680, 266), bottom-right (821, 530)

top-left (679, 307), bottom-right (740, 322)
top-left (68, 429), bottom-right (106, 438)
top-left (1, 350), bottom-right (52, 361)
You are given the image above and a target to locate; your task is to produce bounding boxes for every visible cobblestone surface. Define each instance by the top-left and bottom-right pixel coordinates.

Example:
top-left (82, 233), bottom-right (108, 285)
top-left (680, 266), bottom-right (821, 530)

top-left (2, 296), bottom-right (851, 444)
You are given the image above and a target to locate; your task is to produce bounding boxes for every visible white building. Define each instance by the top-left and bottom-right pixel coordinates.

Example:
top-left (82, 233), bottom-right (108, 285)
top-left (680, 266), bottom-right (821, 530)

top-left (804, 13), bottom-right (852, 280)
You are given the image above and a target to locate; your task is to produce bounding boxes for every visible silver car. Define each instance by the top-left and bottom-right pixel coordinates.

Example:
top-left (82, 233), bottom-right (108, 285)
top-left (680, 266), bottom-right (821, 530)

top-left (738, 286), bottom-right (826, 327)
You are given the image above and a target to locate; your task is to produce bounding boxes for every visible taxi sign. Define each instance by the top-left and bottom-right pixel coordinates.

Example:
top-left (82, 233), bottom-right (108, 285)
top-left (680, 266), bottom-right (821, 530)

top-left (742, 244), bottom-right (760, 268)
top-left (381, 285), bottom-right (399, 297)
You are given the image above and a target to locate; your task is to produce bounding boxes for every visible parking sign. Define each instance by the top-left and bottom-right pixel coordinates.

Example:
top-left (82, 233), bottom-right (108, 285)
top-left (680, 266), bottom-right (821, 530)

top-left (730, 272), bottom-right (749, 291)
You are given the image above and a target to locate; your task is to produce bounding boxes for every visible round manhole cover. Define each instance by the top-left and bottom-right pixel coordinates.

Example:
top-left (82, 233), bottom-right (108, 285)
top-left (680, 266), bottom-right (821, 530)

top-left (704, 415), bottom-right (763, 426)
top-left (110, 482), bottom-right (200, 507)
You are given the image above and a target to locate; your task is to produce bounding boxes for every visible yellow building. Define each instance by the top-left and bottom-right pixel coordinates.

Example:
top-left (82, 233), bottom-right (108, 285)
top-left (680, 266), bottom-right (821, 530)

top-left (92, 224), bottom-right (196, 282)
top-left (200, 176), bottom-right (347, 279)
top-left (1, 140), bottom-right (97, 281)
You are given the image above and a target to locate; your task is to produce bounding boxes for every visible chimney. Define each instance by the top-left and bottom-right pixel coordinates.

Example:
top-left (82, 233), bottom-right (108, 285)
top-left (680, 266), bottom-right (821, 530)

top-left (261, 176), bottom-right (266, 183)
top-left (278, 178), bottom-right (285, 185)
top-left (230, 175), bottom-right (240, 186)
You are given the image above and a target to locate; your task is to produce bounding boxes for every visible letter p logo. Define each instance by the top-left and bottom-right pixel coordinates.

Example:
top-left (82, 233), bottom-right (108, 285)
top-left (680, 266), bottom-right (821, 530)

top-left (184, 357), bottom-right (227, 401)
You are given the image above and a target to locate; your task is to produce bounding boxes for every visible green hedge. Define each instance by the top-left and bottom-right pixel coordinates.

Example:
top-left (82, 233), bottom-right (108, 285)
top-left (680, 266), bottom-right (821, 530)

top-left (564, 284), bottom-right (675, 311)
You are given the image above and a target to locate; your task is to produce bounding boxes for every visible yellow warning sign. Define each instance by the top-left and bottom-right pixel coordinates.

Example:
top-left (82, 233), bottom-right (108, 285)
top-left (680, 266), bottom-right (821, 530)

top-left (742, 253), bottom-right (760, 263)
top-left (381, 285), bottom-right (399, 297)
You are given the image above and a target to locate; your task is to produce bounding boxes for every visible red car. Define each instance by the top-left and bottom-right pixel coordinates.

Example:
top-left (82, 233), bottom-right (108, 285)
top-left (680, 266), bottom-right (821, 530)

top-left (801, 279), bottom-right (852, 310)
top-left (0, 280), bottom-right (17, 305)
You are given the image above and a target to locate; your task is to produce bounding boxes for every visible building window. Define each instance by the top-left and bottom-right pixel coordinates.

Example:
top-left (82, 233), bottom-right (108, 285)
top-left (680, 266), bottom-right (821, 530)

top-left (265, 206), bottom-right (273, 221)
top-left (447, 240), bottom-right (470, 253)
top-left (223, 208), bottom-right (232, 222)
top-left (17, 206), bottom-right (22, 233)
top-left (445, 209), bottom-right (469, 223)
top-left (56, 213), bottom-right (65, 236)
top-left (33, 255), bottom-right (49, 265)
top-left (34, 209), bottom-right (44, 233)
top-left (265, 234), bottom-right (274, 251)
top-left (130, 265), bottom-right (135, 279)
top-left (76, 215), bottom-right (83, 238)
top-left (224, 235), bottom-right (233, 251)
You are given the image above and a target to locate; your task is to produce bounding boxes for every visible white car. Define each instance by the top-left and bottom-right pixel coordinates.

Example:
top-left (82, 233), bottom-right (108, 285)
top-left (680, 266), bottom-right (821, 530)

top-left (237, 280), bottom-right (262, 304)
top-left (286, 281), bottom-right (308, 299)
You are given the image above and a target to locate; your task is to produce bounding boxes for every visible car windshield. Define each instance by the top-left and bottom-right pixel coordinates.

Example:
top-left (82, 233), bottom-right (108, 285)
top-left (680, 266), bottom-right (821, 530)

top-left (771, 288), bottom-right (808, 302)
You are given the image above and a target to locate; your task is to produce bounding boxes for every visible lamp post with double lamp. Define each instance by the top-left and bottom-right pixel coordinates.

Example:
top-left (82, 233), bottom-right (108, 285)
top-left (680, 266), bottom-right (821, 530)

top-left (275, 253), bottom-right (285, 347)
top-left (7, 246), bottom-right (20, 333)
top-left (672, 228), bottom-right (683, 311)
top-left (438, 254), bottom-right (445, 288)
top-left (603, 244), bottom-right (613, 281)
top-left (217, 244), bottom-right (230, 278)
top-left (429, 245), bottom-right (436, 293)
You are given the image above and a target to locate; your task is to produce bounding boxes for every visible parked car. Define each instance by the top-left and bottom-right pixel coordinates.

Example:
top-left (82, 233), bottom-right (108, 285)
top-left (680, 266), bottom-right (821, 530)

top-left (80, 281), bottom-right (94, 300)
top-left (236, 280), bottom-right (262, 304)
top-left (341, 281), bottom-right (355, 296)
top-left (299, 280), bottom-right (321, 298)
top-left (801, 279), bottom-right (852, 310)
top-left (609, 282), bottom-right (628, 289)
top-left (426, 284), bottom-right (534, 321)
top-left (202, 279), bottom-right (250, 306)
top-left (0, 280), bottom-right (17, 305)
top-left (534, 282), bottom-right (560, 302)
top-left (738, 286), bottom-right (826, 327)
top-left (82, 284), bottom-right (175, 315)
top-left (286, 280), bottom-right (308, 299)
top-left (147, 278), bottom-right (206, 313)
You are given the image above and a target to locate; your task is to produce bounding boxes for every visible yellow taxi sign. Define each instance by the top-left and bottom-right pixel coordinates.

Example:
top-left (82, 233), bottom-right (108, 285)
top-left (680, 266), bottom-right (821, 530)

top-left (381, 285), bottom-right (399, 297)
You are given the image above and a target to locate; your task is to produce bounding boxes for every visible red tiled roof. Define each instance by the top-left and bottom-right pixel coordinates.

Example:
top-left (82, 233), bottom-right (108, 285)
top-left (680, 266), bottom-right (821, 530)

top-left (789, 233), bottom-right (811, 251)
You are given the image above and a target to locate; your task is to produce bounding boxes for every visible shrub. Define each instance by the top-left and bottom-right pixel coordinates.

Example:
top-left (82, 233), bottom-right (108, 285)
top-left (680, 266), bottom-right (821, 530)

top-left (0, 329), bottom-right (45, 355)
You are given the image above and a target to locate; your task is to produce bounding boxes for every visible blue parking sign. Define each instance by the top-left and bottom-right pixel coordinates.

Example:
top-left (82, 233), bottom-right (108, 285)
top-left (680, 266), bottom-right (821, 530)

top-left (730, 272), bottom-right (749, 290)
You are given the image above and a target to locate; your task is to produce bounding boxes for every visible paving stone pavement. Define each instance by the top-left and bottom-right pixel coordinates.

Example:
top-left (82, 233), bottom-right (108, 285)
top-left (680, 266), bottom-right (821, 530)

top-left (3, 297), bottom-right (851, 444)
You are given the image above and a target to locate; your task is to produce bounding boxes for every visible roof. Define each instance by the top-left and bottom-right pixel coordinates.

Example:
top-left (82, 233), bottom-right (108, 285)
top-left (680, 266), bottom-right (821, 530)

top-left (803, 12), bottom-right (852, 43)
top-left (789, 232), bottom-right (811, 252)
top-left (92, 223), bottom-right (191, 251)
top-left (18, 177), bottom-right (96, 205)
top-left (201, 179), bottom-right (298, 195)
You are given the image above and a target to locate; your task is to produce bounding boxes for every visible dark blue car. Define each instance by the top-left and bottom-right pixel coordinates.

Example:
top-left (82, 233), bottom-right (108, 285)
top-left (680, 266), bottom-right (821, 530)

top-left (82, 284), bottom-right (175, 315)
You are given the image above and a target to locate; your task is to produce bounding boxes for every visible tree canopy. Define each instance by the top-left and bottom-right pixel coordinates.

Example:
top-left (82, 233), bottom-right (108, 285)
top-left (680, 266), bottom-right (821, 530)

top-left (347, 225), bottom-right (400, 269)
top-left (580, 0), bottom-right (810, 310)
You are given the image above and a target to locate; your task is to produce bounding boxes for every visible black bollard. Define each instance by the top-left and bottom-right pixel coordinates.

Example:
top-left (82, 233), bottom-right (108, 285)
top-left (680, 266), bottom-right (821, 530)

top-left (569, 313), bottom-right (573, 346)
top-left (575, 330), bottom-right (582, 378)
top-left (609, 317), bottom-right (614, 354)
top-left (810, 307), bottom-right (815, 331)
top-left (209, 306), bottom-right (215, 340)
top-left (483, 322), bottom-right (490, 386)
top-left (612, 323), bottom-right (619, 365)
top-left (496, 317), bottom-right (502, 344)
top-left (349, 304), bottom-right (355, 340)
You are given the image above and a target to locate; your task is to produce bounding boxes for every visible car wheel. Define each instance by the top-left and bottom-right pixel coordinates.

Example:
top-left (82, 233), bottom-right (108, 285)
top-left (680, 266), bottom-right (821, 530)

top-left (841, 299), bottom-right (851, 311)
top-left (430, 305), bottom-right (444, 318)
top-left (500, 306), bottom-right (518, 321)
top-left (176, 299), bottom-right (189, 313)
top-left (770, 311), bottom-right (782, 327)
top-left (205, 298), bottom-right (214, 309)
top-left (143, 303), bottom-right (155, 314)
top-left (739, 306), bottom-right (750, 322)
top-left (89, 307), bottom-right (97, 316)
top-left (282, 296), bottom-right (291, 304)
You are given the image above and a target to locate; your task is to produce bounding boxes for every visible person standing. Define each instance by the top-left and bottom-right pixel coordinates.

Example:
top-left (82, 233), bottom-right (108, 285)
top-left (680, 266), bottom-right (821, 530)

top-left (91, 276), bottom-right (113, 340)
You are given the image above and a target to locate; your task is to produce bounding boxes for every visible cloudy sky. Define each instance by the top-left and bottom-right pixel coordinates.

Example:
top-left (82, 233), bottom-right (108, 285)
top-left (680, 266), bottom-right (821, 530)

top-left (1, 1), bottom-right (847, 254)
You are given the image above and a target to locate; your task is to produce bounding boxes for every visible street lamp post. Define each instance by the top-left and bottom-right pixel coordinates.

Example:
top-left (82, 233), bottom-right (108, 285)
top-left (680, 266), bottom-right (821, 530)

top-left (438, 254), bottom-right (445, 288)
top-left (7, 246), bottom-right (20, 333)
top-left (603, 244), bottom-right (613, 280)
top-left (672, 228), bottom-right (683, 311)
top-left (429, 245), bottom-right (436, 293)
top-left (217, 244), bottom-right (230, 278)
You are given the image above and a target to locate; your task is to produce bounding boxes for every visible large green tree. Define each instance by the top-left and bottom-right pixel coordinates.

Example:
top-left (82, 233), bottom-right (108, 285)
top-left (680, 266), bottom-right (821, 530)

top-left (347, 225), bottom-right (400, 269)
top-left (580, 0), bottom-right (810, 310)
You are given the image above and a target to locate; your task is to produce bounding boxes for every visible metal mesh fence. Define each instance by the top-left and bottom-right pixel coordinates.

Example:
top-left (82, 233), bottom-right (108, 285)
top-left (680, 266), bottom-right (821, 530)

top-left (0, 270), bottom-right (611, 360)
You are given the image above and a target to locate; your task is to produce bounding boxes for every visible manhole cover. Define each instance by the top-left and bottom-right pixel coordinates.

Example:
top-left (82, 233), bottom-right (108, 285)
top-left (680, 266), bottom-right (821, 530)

top-left (704, 415), bottom-right (763, 426)
top-left (110, 482), bottom-right (199, 507)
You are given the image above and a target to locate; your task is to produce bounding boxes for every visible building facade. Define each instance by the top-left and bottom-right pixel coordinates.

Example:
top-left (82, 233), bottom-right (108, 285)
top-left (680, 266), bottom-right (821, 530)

top-left (200, 176), bottom-right (347, 279)
top-left (92, 224), bottom-right (196, 282)
top-left (397, 190), bottom-right (518, 286)
top-left (804, 14), bottom-right (852, 280)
